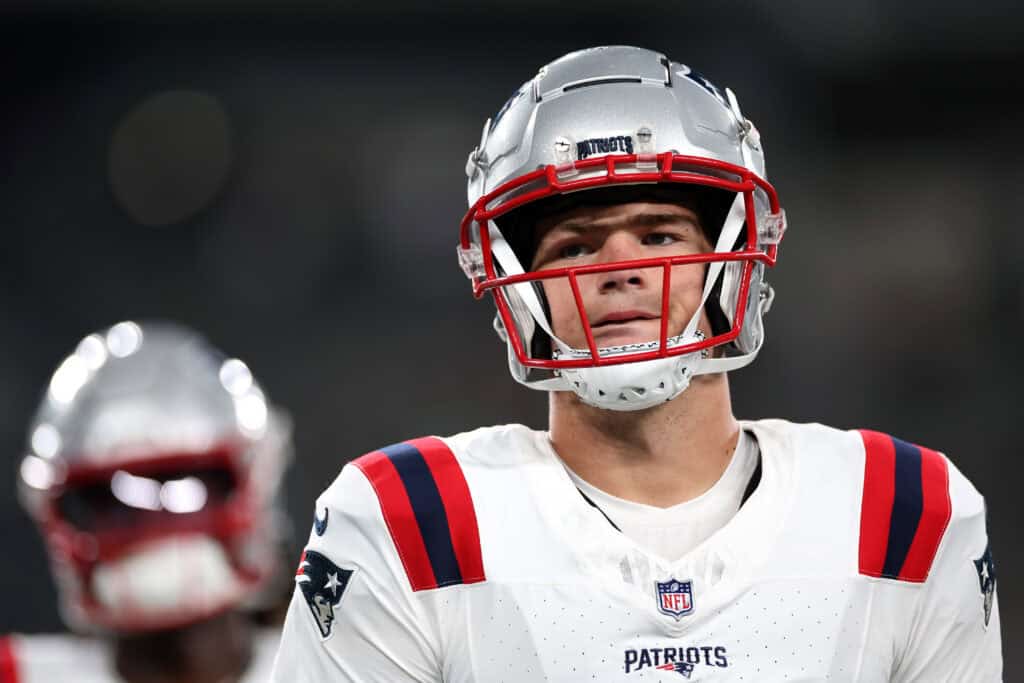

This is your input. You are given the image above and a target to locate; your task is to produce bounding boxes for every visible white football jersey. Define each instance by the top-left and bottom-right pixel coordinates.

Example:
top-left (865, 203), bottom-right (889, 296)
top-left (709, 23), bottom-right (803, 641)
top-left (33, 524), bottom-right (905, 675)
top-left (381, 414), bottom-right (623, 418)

top-left (270, 420), bottom-right (1001, 682)
top-left (0, 627), bottom-right (281, 683)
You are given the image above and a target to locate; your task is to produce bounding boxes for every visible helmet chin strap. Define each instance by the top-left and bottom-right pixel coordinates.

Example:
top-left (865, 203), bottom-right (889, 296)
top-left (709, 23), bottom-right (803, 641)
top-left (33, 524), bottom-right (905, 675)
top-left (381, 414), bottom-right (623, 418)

top-left (488, 190), bottom-right (761, 408)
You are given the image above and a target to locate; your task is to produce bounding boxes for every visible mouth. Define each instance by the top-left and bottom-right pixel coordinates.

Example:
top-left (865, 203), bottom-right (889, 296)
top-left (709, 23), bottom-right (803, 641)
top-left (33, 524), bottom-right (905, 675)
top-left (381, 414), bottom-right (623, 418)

top-left (591, 311), bottom-right (659, 328)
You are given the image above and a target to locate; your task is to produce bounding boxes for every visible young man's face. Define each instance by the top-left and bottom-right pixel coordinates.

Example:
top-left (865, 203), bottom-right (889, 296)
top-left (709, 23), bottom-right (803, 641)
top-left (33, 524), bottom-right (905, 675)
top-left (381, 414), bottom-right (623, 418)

top-left (531, 201), bottom-right (713, 352)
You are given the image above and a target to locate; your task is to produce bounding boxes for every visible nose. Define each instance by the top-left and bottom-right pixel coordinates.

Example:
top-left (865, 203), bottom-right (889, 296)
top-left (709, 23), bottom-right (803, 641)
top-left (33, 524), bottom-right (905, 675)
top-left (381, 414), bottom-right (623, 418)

top-left (596, 232), bottom-right (647, 292)
top-left (599, 269), bottom-right (646, 292)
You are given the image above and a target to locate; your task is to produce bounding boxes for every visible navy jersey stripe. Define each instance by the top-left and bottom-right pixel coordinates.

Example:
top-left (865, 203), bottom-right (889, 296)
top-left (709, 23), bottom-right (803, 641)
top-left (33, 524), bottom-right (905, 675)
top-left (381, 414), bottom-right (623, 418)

top-left (380, 442), bottom-right (464, 587)
top-left (881, 437), bottom-right (924, 578)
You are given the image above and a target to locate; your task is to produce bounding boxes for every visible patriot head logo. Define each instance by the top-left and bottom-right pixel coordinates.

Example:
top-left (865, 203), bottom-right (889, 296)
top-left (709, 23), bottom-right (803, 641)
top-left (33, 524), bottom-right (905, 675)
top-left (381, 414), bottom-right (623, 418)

top-left (655, 578), bottom-right (695, 620)
top-left (296, 549), bottom-right (354, 639)
top-left (657, 661), bottom-right (696, 678)
top-left (313, 507), bottom-right (329, 536)
top-left (973, 543), bottom-right (997, 628)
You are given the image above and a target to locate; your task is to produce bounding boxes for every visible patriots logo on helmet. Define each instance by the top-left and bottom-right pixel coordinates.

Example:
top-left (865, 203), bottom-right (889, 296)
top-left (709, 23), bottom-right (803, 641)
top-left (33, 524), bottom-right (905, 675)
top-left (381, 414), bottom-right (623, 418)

top-left (656, 661), bottom-right (696, 678)
top-left (676, 64), bottom-right (729, 109)
top-left (296, 549), bottom-right (354, 639)
top-left (490, 87), bottom-right (525, 132)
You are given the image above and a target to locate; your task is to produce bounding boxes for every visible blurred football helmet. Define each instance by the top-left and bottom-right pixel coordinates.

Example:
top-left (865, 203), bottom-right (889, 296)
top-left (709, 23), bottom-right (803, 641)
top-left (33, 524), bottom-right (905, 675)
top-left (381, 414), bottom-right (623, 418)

top-left (460, 46), bottom-right (787, 410)
top-left (18, 321), bottom-right (293, 633)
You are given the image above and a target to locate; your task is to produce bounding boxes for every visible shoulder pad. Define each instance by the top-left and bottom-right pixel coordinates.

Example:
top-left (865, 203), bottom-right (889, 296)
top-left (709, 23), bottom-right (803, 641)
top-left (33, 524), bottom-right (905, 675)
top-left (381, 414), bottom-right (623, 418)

top-left (352, 437), bottom-right (486, 592)
top-left (857, 430), bottom-right (952, 582)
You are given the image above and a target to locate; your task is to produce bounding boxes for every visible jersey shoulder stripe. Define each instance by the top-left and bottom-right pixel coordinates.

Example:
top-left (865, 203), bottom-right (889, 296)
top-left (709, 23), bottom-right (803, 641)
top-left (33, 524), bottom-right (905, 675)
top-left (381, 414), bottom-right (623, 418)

top-left (353, 437), bottom-right (485, 592)
top-left (0, 636), bottom-right (20, 683)
top-left (858, 430), bottom-right (952, 582)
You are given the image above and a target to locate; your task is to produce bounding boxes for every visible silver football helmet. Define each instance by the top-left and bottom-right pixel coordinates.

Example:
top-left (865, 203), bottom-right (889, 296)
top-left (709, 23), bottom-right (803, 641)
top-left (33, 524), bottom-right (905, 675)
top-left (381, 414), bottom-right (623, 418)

top-left (18, 321), bottom-right (293, 632)
top-left (460, 46), bottom-right (786, 410)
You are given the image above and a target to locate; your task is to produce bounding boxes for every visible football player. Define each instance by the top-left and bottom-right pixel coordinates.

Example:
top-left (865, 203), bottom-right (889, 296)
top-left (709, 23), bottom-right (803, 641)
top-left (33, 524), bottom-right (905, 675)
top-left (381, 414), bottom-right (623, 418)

top-left (271, 46), bottom-right (1002, 681)
top-left (5, 321), bottom-right (294, 683)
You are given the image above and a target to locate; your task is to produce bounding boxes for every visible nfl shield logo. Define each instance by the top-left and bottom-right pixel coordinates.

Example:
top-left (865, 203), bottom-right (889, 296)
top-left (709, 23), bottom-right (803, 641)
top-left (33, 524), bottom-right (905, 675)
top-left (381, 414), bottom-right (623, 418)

top-left (655, 578), bottom-right (695, 620)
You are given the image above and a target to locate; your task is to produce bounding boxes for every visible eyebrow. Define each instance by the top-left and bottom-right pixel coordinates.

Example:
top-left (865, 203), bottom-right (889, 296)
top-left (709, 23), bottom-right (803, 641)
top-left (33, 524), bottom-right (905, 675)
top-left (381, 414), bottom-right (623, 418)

top-left (550, 212), bottom-right (701, 234)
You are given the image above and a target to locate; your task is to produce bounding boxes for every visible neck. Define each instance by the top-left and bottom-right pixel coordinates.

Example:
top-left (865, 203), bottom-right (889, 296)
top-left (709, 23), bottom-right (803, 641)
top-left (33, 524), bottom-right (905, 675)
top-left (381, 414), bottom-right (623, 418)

top-left (113, 611), bottom-right (253, 683)
top-left (548, 372), bottom-right (739, 508)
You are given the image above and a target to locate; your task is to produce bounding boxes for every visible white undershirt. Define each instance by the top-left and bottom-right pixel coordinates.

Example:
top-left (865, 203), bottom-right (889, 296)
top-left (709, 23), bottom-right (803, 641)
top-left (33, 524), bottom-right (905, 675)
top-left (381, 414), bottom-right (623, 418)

top-left (561, 429), bottom-right (760, 562)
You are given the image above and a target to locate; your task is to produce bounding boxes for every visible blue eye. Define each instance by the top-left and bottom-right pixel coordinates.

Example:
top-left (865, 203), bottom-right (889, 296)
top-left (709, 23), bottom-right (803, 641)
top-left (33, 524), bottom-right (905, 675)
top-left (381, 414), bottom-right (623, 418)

top-left (559, 243), bottom-right (592, 258)
top-left (642, 233), bottom-right (678, 246)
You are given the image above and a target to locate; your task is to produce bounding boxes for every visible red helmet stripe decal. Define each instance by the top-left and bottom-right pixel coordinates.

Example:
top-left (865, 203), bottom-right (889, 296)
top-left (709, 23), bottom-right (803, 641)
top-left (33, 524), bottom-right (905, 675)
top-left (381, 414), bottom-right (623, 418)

top-left (407, 437), bottom-right (486, 586)
top-left (858, 430), bottom-right (951, 582)
top-left (0, 636), bottom-right (20, 683)
top-left (354, 450), bottom-right (438, 592)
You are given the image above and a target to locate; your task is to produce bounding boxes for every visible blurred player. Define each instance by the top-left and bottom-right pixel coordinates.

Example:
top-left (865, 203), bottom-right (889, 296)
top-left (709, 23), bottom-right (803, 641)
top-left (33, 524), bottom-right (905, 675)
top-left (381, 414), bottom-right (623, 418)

top-left (5, 321), bottom-right (293, 683)
top-left (271, 46), bottom-right (1002, 681)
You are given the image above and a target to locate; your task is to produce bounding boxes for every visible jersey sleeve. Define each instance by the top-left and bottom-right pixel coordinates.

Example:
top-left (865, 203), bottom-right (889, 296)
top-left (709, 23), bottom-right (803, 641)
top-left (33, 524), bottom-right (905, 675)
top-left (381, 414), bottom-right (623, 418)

top-left (269, 463), bottom-right (442, 682)
top-left (893, 456), bottom-right (1002, 682)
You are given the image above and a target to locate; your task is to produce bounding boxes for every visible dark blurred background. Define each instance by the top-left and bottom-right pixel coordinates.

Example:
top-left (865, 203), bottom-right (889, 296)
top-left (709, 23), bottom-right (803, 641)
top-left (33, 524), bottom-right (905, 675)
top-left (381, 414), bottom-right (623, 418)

top-left (1, 0), bottom-right (1020, 674)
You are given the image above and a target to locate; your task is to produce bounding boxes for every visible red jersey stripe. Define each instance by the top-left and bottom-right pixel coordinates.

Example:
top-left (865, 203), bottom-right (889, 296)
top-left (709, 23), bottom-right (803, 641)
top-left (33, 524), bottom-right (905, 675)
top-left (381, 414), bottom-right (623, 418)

top-left (858, 430), bottom-right (897, 578)
top-left (353, 451), bottom-right (438, 591)
top-left (0, 636), bottom-right (19, 683)
top-left (409, 437), bottom-right (486, 585)
top-left (898, 445), bottom-right (952, 582)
